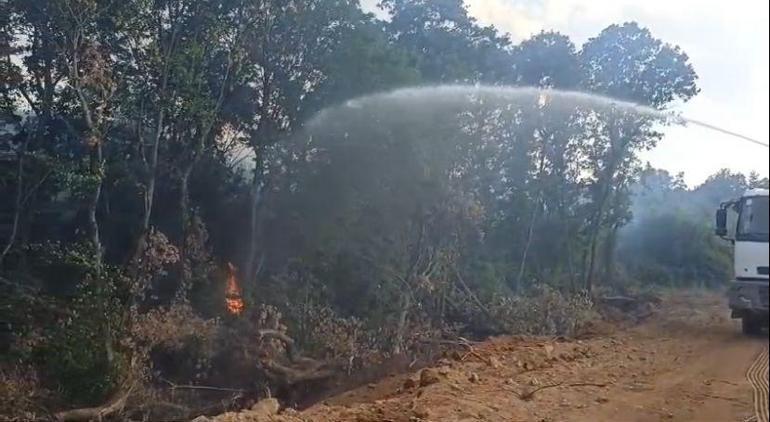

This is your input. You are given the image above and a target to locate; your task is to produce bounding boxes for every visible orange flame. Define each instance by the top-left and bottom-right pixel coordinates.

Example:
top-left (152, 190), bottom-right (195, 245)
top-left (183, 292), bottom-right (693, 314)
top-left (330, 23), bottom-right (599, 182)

top-left (225, 262), bottom-right (245, 315)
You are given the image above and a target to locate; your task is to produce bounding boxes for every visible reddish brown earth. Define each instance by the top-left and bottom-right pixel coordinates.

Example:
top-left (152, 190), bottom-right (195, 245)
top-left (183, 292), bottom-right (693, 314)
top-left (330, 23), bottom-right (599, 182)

top-left (209, 291), bottom-right (769, 422)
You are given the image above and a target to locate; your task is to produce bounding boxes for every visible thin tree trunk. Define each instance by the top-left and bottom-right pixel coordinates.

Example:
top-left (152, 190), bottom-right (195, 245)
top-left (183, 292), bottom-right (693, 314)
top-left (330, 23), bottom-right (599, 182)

top-left (565, 226), bottom-right (576, 291)
top-left (243, 18), bottom-right (274, 286)
top-left (177, 164), bottom-right (194, 298)
top-left (554, 169), bottom-right (577, 291)
top-left (583, 117), bottom-right (642, 291)
top-left (583, 213), bottom-right (603, 293)
top-left (602, 224), bottom-right (619, 285)
top-left (130, 18), bottom-right (179, 273)
top-left (583, 148), bottom-right (617, 292)
top-left (131, 99), bottom-right (165, 271)
top-left (180, 166), bottom-right (192, 244)
top-left (393, 292), bottom-right (412, 355)
top-left (177, 51), bottom-right (234, 293)
top-left (515, 150), bottom-right (546, 290)
top-left (68, 28), bottom-right (107, 273)
top-left (88, 143), bottom-right (104, 273)
top-left (0, 137), bottom-right (27, 268)
top-left (142, 123), bottom-right (162, 233)
top-left (516, 199), bottom-right (540, 290)
top-left (244, 154), bottom-right (265, 285)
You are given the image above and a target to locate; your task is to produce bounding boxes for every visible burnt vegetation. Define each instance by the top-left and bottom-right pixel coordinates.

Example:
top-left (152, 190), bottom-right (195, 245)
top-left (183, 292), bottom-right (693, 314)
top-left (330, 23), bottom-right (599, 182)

top-left (0, 0), bottom-right (767, 420)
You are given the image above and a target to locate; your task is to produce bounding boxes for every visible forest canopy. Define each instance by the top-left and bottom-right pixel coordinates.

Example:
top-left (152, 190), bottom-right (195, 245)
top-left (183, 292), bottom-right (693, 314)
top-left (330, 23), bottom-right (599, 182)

top-left (0, 0), bottom-right (766, 419)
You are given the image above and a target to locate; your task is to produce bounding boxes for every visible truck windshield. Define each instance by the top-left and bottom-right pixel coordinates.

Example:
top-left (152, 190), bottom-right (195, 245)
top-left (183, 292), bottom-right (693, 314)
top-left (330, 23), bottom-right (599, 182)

top-left (737, 196), bottom-right (769, 242)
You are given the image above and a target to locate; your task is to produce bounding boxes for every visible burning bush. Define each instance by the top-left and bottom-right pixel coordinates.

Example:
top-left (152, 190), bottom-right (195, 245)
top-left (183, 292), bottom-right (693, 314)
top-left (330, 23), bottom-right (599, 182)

top-left (224, 263), bottom-right (245, 316)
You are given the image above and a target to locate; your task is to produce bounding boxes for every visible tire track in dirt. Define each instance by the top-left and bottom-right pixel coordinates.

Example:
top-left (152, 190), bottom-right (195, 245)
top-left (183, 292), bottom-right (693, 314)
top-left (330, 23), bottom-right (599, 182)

top-left (748, 345), bottom-right (769, 422)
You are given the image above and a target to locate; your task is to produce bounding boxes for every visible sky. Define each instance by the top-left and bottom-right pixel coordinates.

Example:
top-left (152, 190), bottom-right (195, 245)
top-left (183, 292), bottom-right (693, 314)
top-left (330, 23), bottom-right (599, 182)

top-left (361, 0), bottom-right (769, 186)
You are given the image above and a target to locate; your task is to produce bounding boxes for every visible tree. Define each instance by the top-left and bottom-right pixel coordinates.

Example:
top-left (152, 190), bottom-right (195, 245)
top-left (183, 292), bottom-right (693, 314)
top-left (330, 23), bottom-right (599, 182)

top-left (381, 0), bottom-right (513, 83)
top-left (578, 22), bottom-right (699, 290)
top-left (236, 0), bottom-right (371, 287)
top-left (113, 0), bottom-right (251, 293)
top-left (507, 32), bottom-right (584, 288)
top-left (52, 0), bottom-right (123, 271)
top-left (511, 31), bottom-right (582, 89)
top-left (301, 11), bottom-right (422, 113)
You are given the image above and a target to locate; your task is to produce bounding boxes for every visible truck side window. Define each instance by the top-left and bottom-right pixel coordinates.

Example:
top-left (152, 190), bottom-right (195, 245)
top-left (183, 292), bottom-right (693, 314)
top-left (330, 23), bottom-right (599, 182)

top-left (738, 197), bottom-right (770, 241)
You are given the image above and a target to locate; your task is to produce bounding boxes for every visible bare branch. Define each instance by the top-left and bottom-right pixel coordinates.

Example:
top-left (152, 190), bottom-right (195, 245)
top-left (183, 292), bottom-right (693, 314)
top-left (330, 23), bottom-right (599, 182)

top-left (54, 385), bottom-right (134, 422)
top-left (506, 381), bottom-right (610, 401)
top-left (160, 378), bottom-right (247, 394)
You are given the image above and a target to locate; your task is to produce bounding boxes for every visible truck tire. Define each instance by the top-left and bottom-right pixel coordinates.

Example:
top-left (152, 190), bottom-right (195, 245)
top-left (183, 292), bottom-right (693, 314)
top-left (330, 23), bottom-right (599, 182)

top-left (742, 315), bottom-right (762, 336)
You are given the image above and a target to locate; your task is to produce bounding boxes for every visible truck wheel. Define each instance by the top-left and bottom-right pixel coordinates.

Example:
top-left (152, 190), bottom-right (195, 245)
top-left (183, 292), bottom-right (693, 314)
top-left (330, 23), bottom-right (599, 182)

top-left (742, 316), bottom-right (762, 336)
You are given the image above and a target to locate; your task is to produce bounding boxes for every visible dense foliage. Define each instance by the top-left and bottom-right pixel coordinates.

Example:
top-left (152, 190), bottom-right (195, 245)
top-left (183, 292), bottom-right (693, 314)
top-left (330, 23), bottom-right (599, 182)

top-left (0, 0), bottom-right (761, 418)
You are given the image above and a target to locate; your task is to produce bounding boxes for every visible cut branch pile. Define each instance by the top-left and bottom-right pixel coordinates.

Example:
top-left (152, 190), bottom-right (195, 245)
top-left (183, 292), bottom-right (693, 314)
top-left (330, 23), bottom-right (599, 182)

top-left (257, 329), bottom-right (337, 385)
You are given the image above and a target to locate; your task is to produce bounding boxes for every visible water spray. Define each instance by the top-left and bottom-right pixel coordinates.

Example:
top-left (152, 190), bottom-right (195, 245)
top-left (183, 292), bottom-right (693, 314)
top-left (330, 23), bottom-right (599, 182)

top-left (320, 85), bottom-right (769, 149)
top-left (675, 117), bottom-right (769, 148)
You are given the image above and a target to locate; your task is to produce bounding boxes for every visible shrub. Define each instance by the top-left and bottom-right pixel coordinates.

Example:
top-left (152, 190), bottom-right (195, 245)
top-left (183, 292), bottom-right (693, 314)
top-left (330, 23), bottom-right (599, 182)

top-left (0, 365), bottom-right (48, 419)
top-left (33, 276), bottom-right (127, 406)
top-left (488, 285), bottom-right (597, 337)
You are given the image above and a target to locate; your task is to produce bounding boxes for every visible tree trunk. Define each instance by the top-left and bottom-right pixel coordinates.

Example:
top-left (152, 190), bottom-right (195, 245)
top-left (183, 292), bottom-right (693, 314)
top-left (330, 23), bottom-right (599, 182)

top-left (393, 292), bottom-right (412, 355)
top-left (142, 139), bottom-right (160, 233)
top-left (565, 227), bottom-right (577, 291)
top-left (88, 143), bottom-right (104, 273)
top-left (178, 164), bottom-right (194, 298)
top-left (602, 224), bottom-right (620, 285)
top-left (515, 199), bottom-right (540, 290)
top-left (515, 150), bottom-right (546, 290)
top-left (55, 386), bottom-right (132, 422)
top-left (180, 166), bottom-right (192, 246)
top-left (132, 114), bottom-right (166, 270)
top-left (129, 19), bottom-right (177, 273)
top-left (584, 218), bottom-right (602, 293)
top-left (68, 30), bottom-right (107, 274)
top-left (583, 153), bottom-right (616, 292)
top-left (0, 137), bottom-right (27, 268)
top-left (243, 154), bottom-right (265, 286)
top-left (243, 52), bottom-right (273, 286)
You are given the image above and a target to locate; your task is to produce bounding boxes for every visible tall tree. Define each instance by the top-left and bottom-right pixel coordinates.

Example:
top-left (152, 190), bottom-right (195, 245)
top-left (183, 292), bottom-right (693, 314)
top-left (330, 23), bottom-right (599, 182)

top-left (578, 23), bottom-right (699, 290)
top-left (381, 0), bottom-right (512, 83)
top-left (51, 0), bottom-right (121, 271)
top-left (235, 0), bottom-right (365, 287)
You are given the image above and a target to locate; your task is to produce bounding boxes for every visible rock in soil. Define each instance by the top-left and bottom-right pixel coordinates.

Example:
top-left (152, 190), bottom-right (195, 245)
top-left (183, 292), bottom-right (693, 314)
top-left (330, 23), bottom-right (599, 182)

top-left (419, 368), bottom-right (441, 387)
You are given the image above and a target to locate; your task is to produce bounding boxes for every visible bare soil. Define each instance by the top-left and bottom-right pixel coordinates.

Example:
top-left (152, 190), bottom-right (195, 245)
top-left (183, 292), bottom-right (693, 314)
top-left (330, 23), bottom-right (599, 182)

top-left (211, 290), bottom-right (769, 422)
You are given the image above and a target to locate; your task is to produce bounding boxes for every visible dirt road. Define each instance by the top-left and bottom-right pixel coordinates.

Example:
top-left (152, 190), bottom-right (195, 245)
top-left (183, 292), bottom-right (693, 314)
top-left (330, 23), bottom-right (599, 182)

top-left (214, 291), bottom-right (769, 422)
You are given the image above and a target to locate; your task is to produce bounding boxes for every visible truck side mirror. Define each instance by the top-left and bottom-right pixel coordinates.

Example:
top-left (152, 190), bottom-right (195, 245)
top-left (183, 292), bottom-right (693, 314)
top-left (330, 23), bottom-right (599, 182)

top-left (715, 208), bottom-right (728, 237)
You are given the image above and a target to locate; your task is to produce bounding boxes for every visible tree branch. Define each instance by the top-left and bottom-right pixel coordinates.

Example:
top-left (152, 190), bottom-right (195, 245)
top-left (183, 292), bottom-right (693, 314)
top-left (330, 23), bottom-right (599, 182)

top-left (160, 378), bottom-right (247, 394)
top-left (55, 385), bottom-right (133, 422)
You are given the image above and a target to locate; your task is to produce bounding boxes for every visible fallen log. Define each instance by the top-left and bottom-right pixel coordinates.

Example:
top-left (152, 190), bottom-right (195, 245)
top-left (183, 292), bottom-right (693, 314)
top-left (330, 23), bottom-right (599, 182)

top-left (258, 329), bottom-right (301, 363)
top-left (261, 359), bottom-right (336, 385)
top-left (54, 387), bottom-right (132, 422)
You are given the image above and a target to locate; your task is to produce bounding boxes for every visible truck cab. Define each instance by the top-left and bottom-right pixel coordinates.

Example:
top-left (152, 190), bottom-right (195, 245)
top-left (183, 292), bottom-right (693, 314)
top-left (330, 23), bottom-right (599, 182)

top-left (716, 188), bottom-right (769, 335)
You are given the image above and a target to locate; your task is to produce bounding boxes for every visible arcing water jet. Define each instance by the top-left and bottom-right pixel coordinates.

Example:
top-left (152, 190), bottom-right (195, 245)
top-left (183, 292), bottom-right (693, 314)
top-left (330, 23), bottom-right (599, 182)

top-left (308, 85), bottom-right (768, 148)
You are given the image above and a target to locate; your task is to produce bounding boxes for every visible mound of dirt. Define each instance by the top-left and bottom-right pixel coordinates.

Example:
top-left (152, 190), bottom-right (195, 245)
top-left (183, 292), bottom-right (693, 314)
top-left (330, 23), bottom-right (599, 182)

top-left (201, 290), bottom-right (767, 422)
